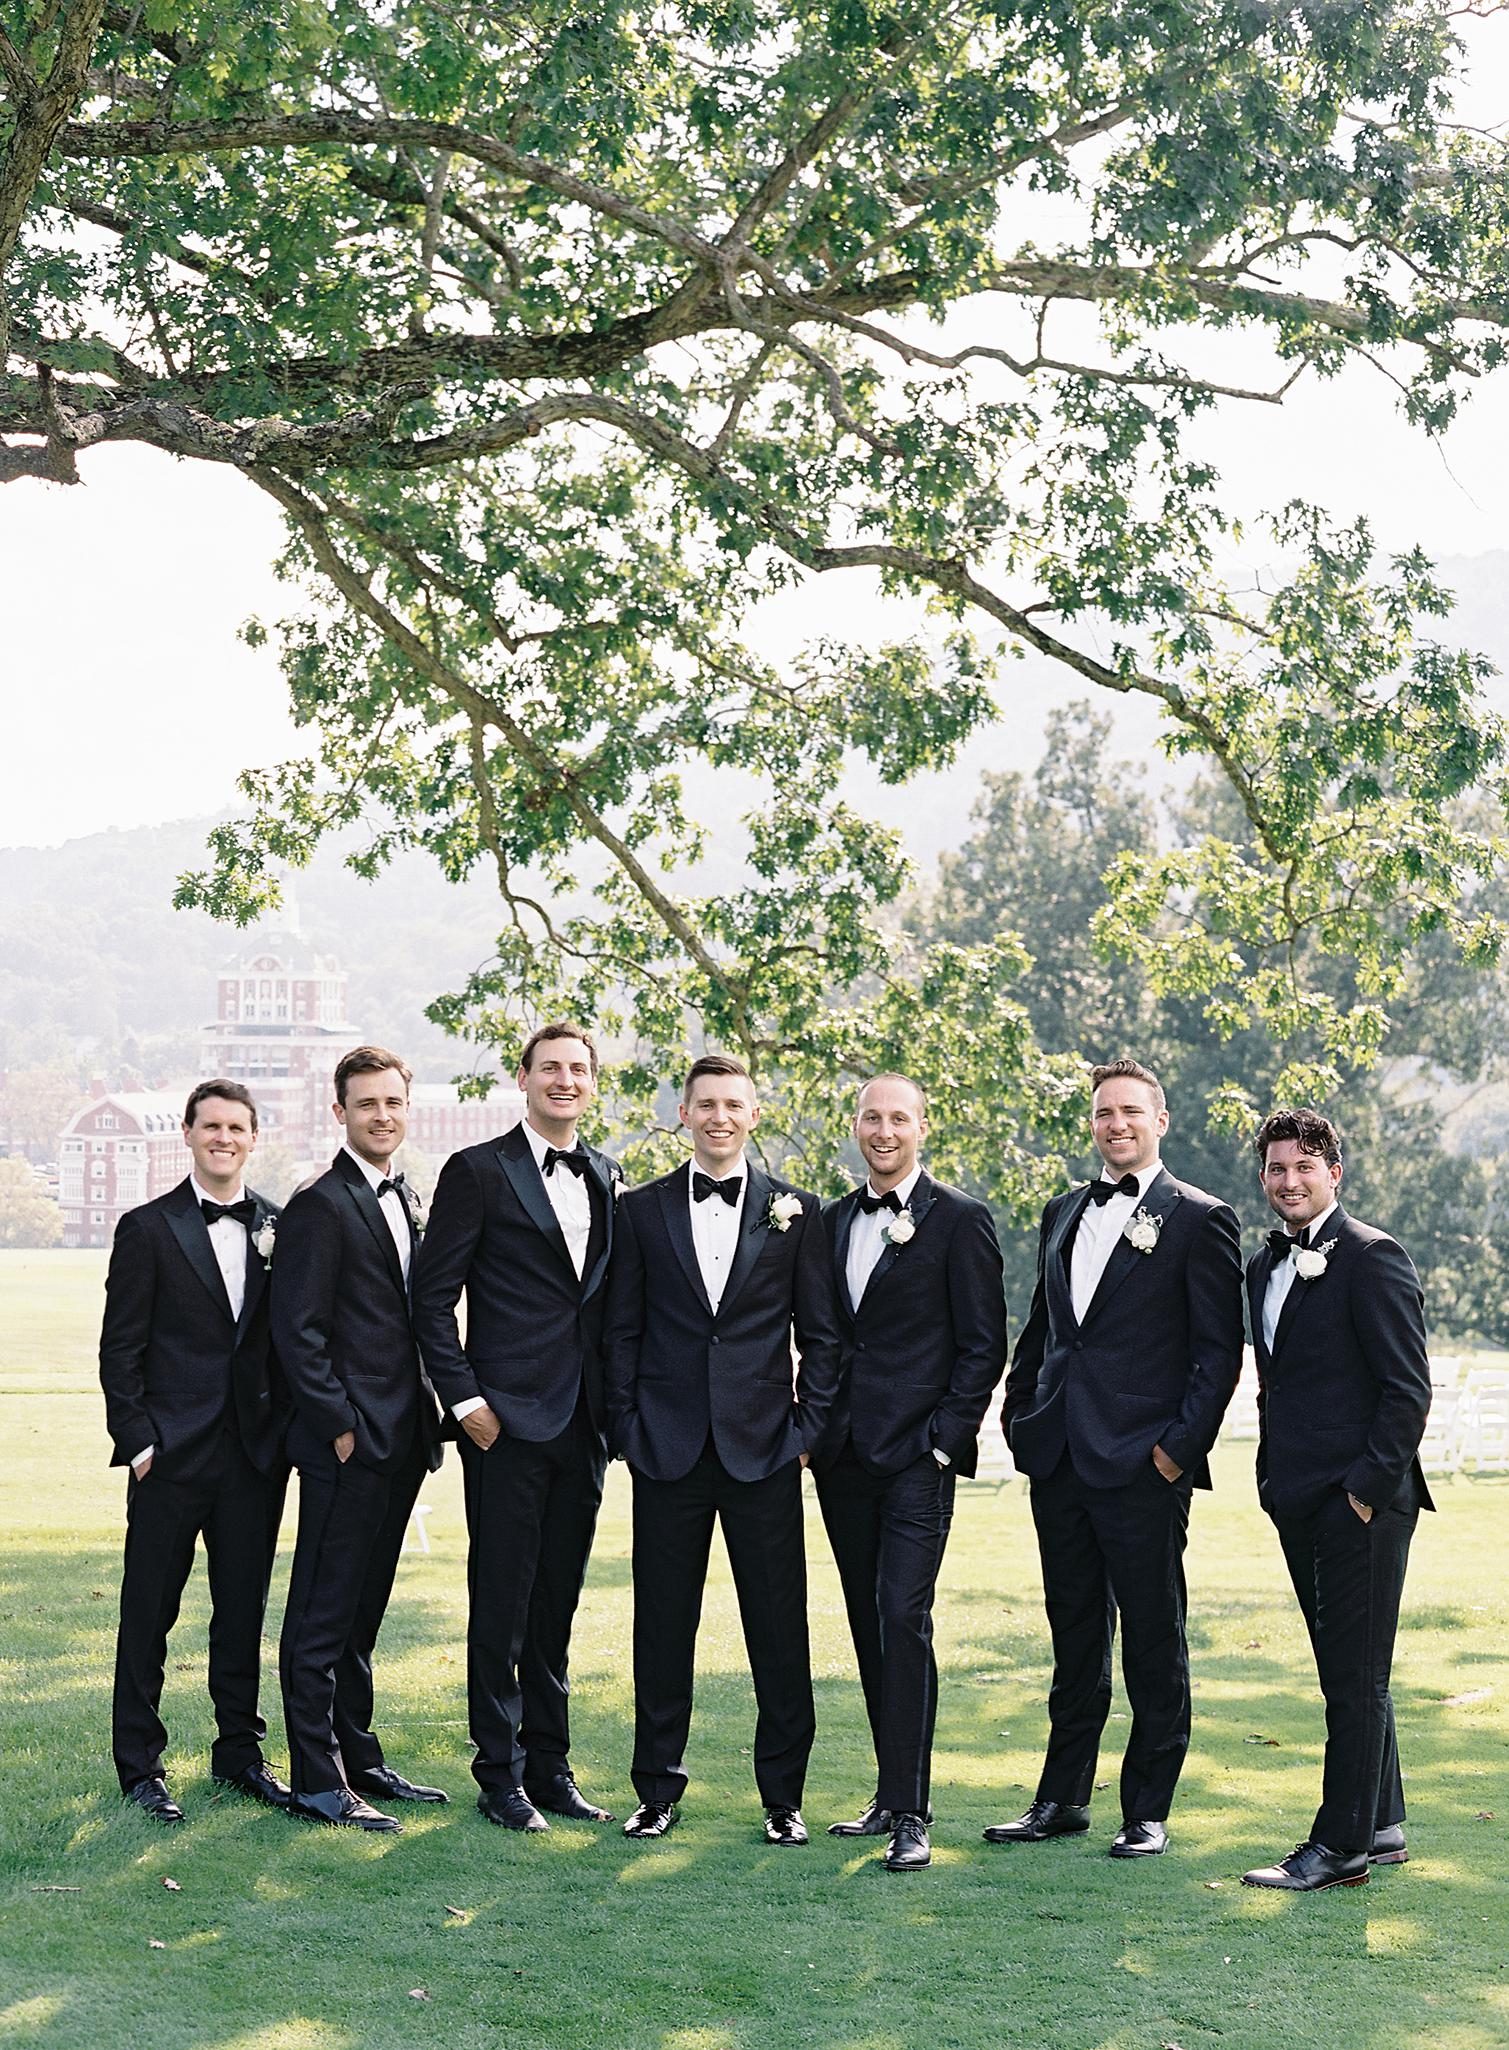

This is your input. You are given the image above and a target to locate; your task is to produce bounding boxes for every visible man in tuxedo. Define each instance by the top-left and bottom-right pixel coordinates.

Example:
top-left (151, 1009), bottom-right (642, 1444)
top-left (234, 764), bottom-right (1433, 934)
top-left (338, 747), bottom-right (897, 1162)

top-left (273, 1045), bottom-right (445, 1831)
top-left (814, 1074), bottom-right (1006, 1872)
top-left (1241, 1108), bottom-right (1433, 1892)
top-left (99, 1079), bottom-right (290, 1822)
top-left (413, 1021), bottom-right (623, 1833)
top-left (992, 1057), bottom-right (1243, 1858)
top-left (604, 1053), bottom-right (841, 1844)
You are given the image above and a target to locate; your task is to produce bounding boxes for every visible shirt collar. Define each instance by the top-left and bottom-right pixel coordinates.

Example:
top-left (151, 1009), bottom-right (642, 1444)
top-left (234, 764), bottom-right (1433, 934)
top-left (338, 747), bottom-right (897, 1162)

top-left (341, 1142), bottom-right (392, 1192)
top-left (864, 1162), bottom-right (922, 1210)
top-left (1099, 1160), bottom-right (1162, 1199)
top-left (522, 1118), bottom-right (581, 1170)
top-left (1283, 1199), bottom-right (1338, 1242)
top-left (190, 1174), bottom-right (246, 1208)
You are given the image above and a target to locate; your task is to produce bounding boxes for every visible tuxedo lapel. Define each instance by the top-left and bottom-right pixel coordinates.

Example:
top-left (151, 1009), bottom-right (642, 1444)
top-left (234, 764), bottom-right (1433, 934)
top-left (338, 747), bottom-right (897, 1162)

top-left (659, 1163), bottom-right (714, 1316)
top-left (497, 1126), bottom-right (576, 1284)
top-left (1271, 1208), bottom-right (1349, 1363)
top-left (859, 1174), bottom-right (937, 1307)
top-left (1048, 1184), bottom-right (1094, 1329)
top-left (336, 1152), bottom-right (407, 1301)
top-left (832, 1189), bottom-right (861, 1320)
top-left (579, 1148), bottom-right (616, 1303)
top-left (164, 1179), bottom-right (234, 1324)
top-left (234, 1192), bottom-right (272, 1339)
top-left (1080, 1170), bottom-right (1182, 1329)
top-left (717, 1163), bottom-right (776, 1319)
top-left (1247, 1249), bottom-right (1274, 1370)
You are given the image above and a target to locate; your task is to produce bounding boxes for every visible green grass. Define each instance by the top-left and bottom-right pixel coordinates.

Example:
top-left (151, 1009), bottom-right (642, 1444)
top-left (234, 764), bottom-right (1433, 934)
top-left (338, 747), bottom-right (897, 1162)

top-left (2, 1252), bottom-right (1507, 2050)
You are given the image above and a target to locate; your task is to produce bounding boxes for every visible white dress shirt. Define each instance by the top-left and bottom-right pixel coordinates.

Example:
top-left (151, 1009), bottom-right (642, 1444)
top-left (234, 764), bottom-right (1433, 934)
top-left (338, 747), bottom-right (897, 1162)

top-left (341, 1143), bottom-right (413, 1283)
top-left (1070, 1160), bottom-right (1163, 1325)
top-left (846, 1163), bottom-right (923, 1312)
top-left (132, 1174), bottom-right (250, 1472)
top-left (688, 1159), bottom-right (747, 1312)
top-left (1261, 1199), bottom-right (1339, 1355)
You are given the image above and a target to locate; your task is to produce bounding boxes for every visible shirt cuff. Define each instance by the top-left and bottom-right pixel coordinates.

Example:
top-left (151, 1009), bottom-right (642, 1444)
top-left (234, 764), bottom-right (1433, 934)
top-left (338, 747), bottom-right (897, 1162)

top-left (452, 1397), bottom-right (487, 1421)
top-left (932, 1447), bottom-right (951, 1468)
top-left (131, 1445), bottom-right (155, 1471)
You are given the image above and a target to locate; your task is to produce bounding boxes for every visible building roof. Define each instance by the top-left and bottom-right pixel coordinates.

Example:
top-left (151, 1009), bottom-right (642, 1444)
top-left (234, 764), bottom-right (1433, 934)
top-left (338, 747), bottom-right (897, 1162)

top-left (219, 925), bottom-right (340, 975)
top-left (62, 1089), bottom-right (189, 1138)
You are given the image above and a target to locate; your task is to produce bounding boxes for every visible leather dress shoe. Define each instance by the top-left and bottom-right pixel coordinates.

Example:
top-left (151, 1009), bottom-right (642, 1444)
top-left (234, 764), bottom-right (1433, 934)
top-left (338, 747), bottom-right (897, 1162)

top-left (478, 1786), bottom-right (549, 1832)
top-left (622, 1800), bottom-right (678, 1839)
top-left (764, 1806), bottom-right (809, 1847)
top-left (213, 1762), bottom-right (292, 1810)
top-left (1110, 1818), bottom-right (1167, 1857)
top-left (1371, 1823), bottom-right (1409, 1865)
top-left (124, 1776), bottom-right (183, 1824)
top-left (983, 1798), bottom-right (1090, 1844)
top-left (290, 1787), bottom-right (401, 1832)
top-left (524, 1771), bottom-right (614, 1822)
top-left (828, 1796), bottom-right (933, 1837)
top-left (1242, 1840), bottom-right (1369, 1890)
top-left (349, 1765), bottom-right (449, 1804)
top-left (884, 1812), bottom-right (932, 1871)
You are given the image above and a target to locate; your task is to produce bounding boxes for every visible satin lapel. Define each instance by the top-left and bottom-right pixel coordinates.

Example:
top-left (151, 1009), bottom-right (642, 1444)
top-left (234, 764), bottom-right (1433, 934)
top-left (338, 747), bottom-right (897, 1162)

top-left (338, 1155), bottom-right (407, 1301)
top-left (497, 1128), bottom-right (576, 1283)
top-left (579, 1150), bottom-right (615, 1303)
top-left (1047, 1184), bottom-right (1094, 1329)
top-left (1080, 1170), bottom-right (1182, 1330)
top-left (1247, 1249), bottom-right (1275, 1370)
top-left (832, 1189), bottom-right (861, 1321)
top-left (234, 1192), bottom-right (271, 1339)
top-left (1270, 1209), bottom-right (1348, 1362)
top-left (862, 1174), bottom-right (938, 1302)
top-left (717, 1163), bottom-right (778, 1318)
top-left (659, 1163), bottom-right (714, 1316)
top-left (164, 1180), bottom-right (234, 1324)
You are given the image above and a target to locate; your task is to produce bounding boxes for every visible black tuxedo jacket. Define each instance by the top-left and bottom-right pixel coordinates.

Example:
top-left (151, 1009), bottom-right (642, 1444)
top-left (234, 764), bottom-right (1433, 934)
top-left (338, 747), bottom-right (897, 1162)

top-left (271, 1151), bottom-right (442, 1476)
top-left (411, 1124), bottom-right (623, 1442)
top-left (603, 1160), bottom-right (842, 1483)
top-left (99, 1177), bottom-right (286, 1481)
top-left (1003, 1166), bottom-right (1243, 1489)
top-left (1246, 1206), bottom-right (1434, 1518)
top-left (813, 1173), bottom-right (1007, 1478)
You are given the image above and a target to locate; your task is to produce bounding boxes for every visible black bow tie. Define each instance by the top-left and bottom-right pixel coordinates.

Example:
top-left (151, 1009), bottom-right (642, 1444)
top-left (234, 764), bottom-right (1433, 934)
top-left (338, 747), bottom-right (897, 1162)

top-left (1266, 1226), bottom-right (1311, 1260)
top-left (375, 1173), bottom-right (407, 1200)
top-left (692, 1170), bottom-right (742, 1206)
top-left (1089, 1173), bottom-right (1141, 1206)
top-left (201, 1197), bottom-right (254, 1227)
top-left (542, 1146), bottom-right (586, 1178)
top-left (857, 1187), bottom-right (902, 1215)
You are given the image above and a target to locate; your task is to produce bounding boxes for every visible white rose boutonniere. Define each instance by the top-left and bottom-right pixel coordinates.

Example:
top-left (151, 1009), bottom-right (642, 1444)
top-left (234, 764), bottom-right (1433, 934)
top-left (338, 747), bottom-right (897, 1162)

top-left (883, 1208), bottom-right (916, 1247)
top-left (252, 1220), bottom-right (277, 1269)
top-left (1124, 1208), bottom-right (1161, 1255)
top-left (767, 1191), bottom-right (803, 1233)
top-left (402, 1185), bottom-right (425, 1238)
top-left (1294, 1238), bottom-right (1336, 1280)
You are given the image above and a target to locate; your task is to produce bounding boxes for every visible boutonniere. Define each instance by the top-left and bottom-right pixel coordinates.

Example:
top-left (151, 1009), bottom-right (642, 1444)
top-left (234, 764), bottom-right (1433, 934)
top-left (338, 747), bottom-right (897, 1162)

top-left (1124, 1207), bottom-right (1161, 1255)
top-left (1294, 1238), bottom-right (1337, 1280)
top-left (252, 1220), bottom-right (277, 1269)
top-left (401, 1185), bottom-right (425, 1238)
top-left (767, 1191), bottom-right (803, 1233)
top-left (883, 1207), bottom-right (916, 1247)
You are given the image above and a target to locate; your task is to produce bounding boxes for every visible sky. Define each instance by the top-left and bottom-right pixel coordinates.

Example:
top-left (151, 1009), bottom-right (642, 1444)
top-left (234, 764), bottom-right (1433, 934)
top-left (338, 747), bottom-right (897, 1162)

top-left (3, 19), bottom-right (1508, 857)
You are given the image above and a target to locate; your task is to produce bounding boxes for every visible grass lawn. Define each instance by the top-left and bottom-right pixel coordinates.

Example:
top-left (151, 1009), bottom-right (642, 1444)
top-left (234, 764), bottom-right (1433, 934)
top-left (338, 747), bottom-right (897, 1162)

top-left (1, 1249), bottom-right (1506, 2050)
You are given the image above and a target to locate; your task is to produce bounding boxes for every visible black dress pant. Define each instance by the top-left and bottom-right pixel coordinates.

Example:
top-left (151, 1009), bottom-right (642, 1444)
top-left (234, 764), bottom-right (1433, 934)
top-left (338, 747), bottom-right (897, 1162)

top-left (1272, 1489), bottom-right (1419, 1854)
top-left (459, 1395), bottom-right (606, 1793)
top-left (112, 1431), bottom-right (287, 1790)
top-left (1029, 1453), bottom-right (1193, 1822)
top-left (816, 1444), bottom-right (955, 1815)
top-left (279, 1436), bottom-right (426, 1796)
top-left (630, 1443), bottom-right (813, 1809)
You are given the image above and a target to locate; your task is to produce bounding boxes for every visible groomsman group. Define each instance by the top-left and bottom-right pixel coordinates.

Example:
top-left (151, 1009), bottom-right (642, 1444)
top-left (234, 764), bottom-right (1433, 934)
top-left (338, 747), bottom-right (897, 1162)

top-left (99, 1040), bottom-right (1433, 1888)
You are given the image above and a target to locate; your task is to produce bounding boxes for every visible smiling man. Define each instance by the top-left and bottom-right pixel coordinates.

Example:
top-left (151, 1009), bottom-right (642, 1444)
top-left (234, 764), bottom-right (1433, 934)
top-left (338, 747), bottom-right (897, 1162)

top-left (813, 1074), bottom-right (1006, 1872)
top-left (413, 1021), bottom-right (623, 1833)
top-left (1241, 1108), bottom-right (1433, 1893)
top-left (604, 1053), bottom-right (840, 1845)
top-left (273, 1046), bottom-right (444, 1831)
top-left (99, 1079), bottom-right (289, 1822)
top-left (993, 1057), bottom-right (1243, 1862)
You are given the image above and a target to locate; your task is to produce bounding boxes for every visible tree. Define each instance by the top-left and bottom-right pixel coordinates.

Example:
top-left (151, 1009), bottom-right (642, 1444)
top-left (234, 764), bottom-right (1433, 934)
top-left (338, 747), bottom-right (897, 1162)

top-left (4, 3), bottom-right (1509, 1194)
top-left (0, 1154), bottom-right (63, 1246)
top-left (0, 1061), bottom-right (84, 1158)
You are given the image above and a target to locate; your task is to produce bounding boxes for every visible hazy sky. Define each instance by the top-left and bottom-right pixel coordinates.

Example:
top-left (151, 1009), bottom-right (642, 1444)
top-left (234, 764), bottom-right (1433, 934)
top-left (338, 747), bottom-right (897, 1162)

top-left (4, 21), bottom-right (1508, 854)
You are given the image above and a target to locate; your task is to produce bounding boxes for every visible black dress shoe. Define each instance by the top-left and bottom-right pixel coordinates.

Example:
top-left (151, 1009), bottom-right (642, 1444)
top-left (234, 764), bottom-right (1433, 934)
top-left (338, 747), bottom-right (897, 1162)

top-left (290, 1787), bottom-right (401, 1832)
top-left (349, 1765), bottom-right (449, 1804)
top-left (764, 1806), bottom-right (809, 1847)
top-left (523, 1772), bottom-right (614, 1822)
top-left (1370, 1824), bottom-right (1408, 1865)
top-left (124, 1776), bottom-right (183, 1824)
top-left (884, 1812), bottom-right (931, 1871)
top-left (478, 1786), bottom-right (549, 1832)
top-left (1242, 1840), bottom-right (1369, 1890)
top-left (1110, 1818), bottom-right (1167, 1857)
top-left (213, 1762), bottom-right (292, 1810)
top-left (622, 1800), bottom-right (678, 1839)
top-left (983, 1798), bottom-right (1090, 1844)
top-left (829, 1796), bottom-right (934, 1837)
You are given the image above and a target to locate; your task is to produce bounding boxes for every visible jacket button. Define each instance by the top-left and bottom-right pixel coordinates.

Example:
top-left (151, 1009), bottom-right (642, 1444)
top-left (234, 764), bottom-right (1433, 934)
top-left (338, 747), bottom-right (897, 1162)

top-left (1073, 1340), bottom-right (1083, 1351)
top-left (711, 1336), bottom-right (720, 1346)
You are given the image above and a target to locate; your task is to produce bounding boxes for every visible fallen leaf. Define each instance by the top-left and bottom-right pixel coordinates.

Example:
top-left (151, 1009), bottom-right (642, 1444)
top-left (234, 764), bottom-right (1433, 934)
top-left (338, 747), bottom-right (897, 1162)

top-left (1164, 2041), bottom-right (1186, 2049)
top-left (408, 1988), bottom-right (430, 2002)
top-left (1203, 1880), bottom-right (1224, 1890)
top-left (1244, 1639), bottom-right (1263, 1650)
top-left (1244, 1734), bottom-right (1281, 1746)
top-left (1475, 1811), bottom-right (1496, 1822)
top-left (1445, 1687), bottom-right (1492, 1707)
top-left (1095, 1780), bottom-right (1110, 1791)
top-left (443, 1905), bottom-right (466, 1918)
top-left (30, 1885), bottom-right (81, 1893)
top-left (161, 1877), bottom-right (182, 1892)
top-left (148, 1939), bottom-right (166, 1950)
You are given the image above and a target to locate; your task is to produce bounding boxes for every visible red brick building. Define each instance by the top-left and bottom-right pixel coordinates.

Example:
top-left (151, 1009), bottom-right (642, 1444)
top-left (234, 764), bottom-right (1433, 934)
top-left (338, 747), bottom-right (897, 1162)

top-left (59, 1091), bottom-right (190, 1248)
